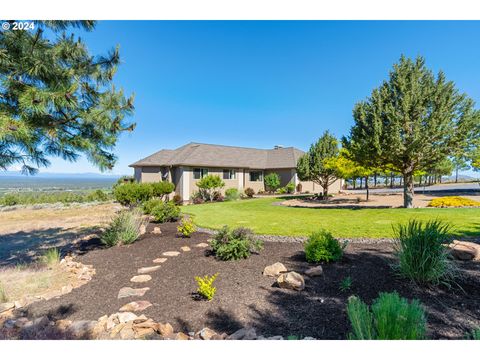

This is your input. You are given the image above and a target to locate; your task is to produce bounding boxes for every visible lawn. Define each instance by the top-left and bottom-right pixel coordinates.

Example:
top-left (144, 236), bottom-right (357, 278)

top-left (183, 197), bottom-right (480, 238)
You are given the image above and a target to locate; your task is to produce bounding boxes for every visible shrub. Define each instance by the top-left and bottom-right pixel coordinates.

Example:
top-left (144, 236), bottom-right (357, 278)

top-left (285, 182), bottom-right (295, 194)
top-left (466, 328), bottom-right (480, 340)
top-left (101, 209), bottom-right (146, 246)
top-left (1, 193), bottom-right (19, 206)
top-left (39, 248), bottom-right (60, 267)
top-left (177, 217), bottom-right (196, 237)
top-left (212, 191), bottom-right (224, 202)
top-left (142, 198), bottom-right (164, 215)
top-left (172, 194), bottom-right (183, 205)
top-left (150, 181), bottom-right (175, 199)
top-left (393, 220), bottom-right (456, 286)
top-left (244, 187), bottom-right (255, 197)
top-left (210, 226), bottom-right (263, 261)
top-left (195, 273), bottom-right (218, 301)
top-left (339, 276), bottom-right (352, 292)
top-left (191, 191), bottom-right (205, 204)
top-left (428, 196), bottom-right (480, 208)
top-left (304, 230), bottom-right (343, 263)
top-left (113, 182), bottom-right (153, 206)
top-left (151, 201), bottom-right (181, 223)
top-left (347, 292), bottom-right (426, 340)
top-left (277, 186), bottom-right (287, 194)
top-left (225, 188), bottom-right (240, 201)
top-left (264, 173), bottom-right (281, 193)
top-left (86, 189), bottom-right (109, 202)
top-left (196, 175), bottom-right (225, 202)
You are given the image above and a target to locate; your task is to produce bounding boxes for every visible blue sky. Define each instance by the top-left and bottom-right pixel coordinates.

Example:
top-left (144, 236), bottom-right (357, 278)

top-left (41, 21), bottom-right (480, 175)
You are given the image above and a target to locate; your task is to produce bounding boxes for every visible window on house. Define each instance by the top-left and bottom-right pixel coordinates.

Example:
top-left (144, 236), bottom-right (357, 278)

top-left (249, 170), bottom-right (263, 182)
top-left (223, 169), bottom-right (236, 180)
top-left (193, 168), bottom-right (208, 180)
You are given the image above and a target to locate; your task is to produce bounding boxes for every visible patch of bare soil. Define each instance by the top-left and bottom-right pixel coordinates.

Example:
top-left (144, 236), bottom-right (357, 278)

top-left (282, 193), bottom-right (480, 209)
top-left (0, 203), bottom-right (120, 266)
top-left (21, 222), bottom-right (480, 339)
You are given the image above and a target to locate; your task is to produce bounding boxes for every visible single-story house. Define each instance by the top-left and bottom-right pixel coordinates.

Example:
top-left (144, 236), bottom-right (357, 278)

top-left (129, 142), bottom-right (343, 201)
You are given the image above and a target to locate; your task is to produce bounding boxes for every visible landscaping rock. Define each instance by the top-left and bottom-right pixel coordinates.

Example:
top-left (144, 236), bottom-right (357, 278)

top-left (69, 320), bottom-right (97, 338)
top-left (119, 323), bottom-right (135, 339)
top-left (0, 302), bottom-right (15, 313)
top-left (227, 327), bottom-right (257, 340)
top-left (61, 284), bottom-right (74, 294)
top-left (153, 257), bottom-right (167, 264)
top-left (130, 275), bottom-right (152, 283)
top-left (277, 271), bottom-right (305, 291)
top-left (211, 332), bottom-right (228, 340)
top-left (139, 224), bottom-right (146, 235)
top-left (156, 322), bottom-right (174, 337)
top-left (117, 312), bottom-right (138, 324)
top-left (119, 301), bottom-right (152, 312)
top-left (263, 262), bottom-right (287, 277)
top-left (267, 335), bottom-right (284, 340)
top-left (152, 227), bottom-right (162, 234)
top-left (134, 326), bottom-right (155, 339)
top-left (110, 323), bottom-right (126, 338)
top-left (117, 287), bottom-right (150, 299)
top-left (137, 266), bottom-right (161, 274)
top-left (181, 246), bottom-right (191, 252)
top-left (198, 327), bottom-right (217, 340)
top-left (449, 240), bottom-right (480, 261)
top-left (195, 242), bottom-right (209, 248)
top-left (175, 332), bottom-right (190, 340)
top-left (304, 265), bottom-right (323, 277)
top-left (163, 251), bottom-right (180, 257)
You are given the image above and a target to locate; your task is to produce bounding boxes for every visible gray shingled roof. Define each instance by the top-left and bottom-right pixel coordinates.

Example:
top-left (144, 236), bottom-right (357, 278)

top-left (129, 142), bottom-right (304, 169)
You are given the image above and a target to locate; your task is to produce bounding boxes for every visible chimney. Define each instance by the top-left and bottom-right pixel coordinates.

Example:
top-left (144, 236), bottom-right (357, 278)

top-left (273, 145), bottom-right (284, 149)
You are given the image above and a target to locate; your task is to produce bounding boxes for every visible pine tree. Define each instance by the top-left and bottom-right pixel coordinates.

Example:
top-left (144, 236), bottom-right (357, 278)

top-left (0, 21), bottom-right (135, 174)
top-left (344, 55), bottom-right (480, 208)
top-left (296, 131), bottom-right (339, 199)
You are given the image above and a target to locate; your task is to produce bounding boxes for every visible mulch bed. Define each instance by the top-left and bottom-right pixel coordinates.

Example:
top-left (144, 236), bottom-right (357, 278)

top-left (21, 222), bottom-right (480, 339)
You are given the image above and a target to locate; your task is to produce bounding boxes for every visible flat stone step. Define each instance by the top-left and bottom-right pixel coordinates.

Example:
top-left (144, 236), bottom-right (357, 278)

top-left (180, 246), bottom-right (191, 252)
top-left (119, 301), bottom-right (152, 312)
top-left (152, 258), bottom-right (167, 264)
top-left (130, 275), bottom-right (152, 283)
top-left (195, 243), bottom-right (209, 248)
top-left (117, 287), bottom-right (150, 299)
top-left (162, 251), bottom-right (180, 257)
top-left (137, 266), bottom-right (161, 274)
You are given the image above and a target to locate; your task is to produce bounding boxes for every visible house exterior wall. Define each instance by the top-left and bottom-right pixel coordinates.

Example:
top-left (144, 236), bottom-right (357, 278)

top-left (265, 168), bottom-right (295, 188)
top-left (188, 167), bottom-right (241, 195)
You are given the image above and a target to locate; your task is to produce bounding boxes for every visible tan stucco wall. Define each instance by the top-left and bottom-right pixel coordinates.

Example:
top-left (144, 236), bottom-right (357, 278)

top-left (266, 168), bottom-right (295, 188)
top-left (189, 167), bottom-right (241, 195)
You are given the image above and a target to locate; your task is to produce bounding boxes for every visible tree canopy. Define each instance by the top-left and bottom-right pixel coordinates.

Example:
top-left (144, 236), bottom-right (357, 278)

top-left (344, 55), bottom-right (480, 207)
top-left (0, 20), bottom-right (135, 174)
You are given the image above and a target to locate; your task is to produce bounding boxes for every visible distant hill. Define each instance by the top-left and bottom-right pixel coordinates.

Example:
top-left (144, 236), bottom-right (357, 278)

top-left (0, 171), bottom-right (123, 179)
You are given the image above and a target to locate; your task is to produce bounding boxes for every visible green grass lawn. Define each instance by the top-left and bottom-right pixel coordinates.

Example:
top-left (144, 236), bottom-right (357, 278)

top-left (183, 197), bottom-right (480, 239)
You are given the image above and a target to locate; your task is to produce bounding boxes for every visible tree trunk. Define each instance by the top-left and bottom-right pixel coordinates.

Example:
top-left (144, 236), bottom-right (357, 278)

top-left (365, 176), bottom-right (369, 201)
top-left (374, 173), bottom-right (377, 187)
top-left (403, 173), bottom-right (414, 208)
top-left (323, 185), bottom-right (329, 200)
top-left (353, 178), bottom-right (356, 189)
top-left (455, 167), bottom-right (459, 183)
top-left (360, 177), bottom-right (363, 189)
top-left (419, 175), bottom-right (422, 186)
top-left (390, 173), bottom-right (394, 188)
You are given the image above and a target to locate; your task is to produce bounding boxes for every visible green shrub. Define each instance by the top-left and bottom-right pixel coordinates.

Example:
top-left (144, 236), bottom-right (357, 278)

top-left (210, 226), bottom-right (263, 261)
top-left (466, 328), bottom-right (480, 340)
top-left (172, 194), bottom-right (183, 205)
top-left (285, 182), bottom-right (295, 194)
top-left (150, 181), bottom-right (175, 199)
top-left (347, 292), bottom-right (426, 340)
top-left (264, 172), bottom-right (281, 193)
top-left (225, 188), bottom-right (240, 201)
top-left (39, 248), bottom-right (61, 267)
top-left (151, 201), bottom-right (181, 223)
top-left (177, 217), bottom-right (196, 237)
top-left (142, 198), bottom-right (164, 215)
top-left (393, 220), bottom-right (456, 286)
top-left (113, 182), bottom-right (153, 206)
top-left (1, 193), bottom-right (20, 206)
top-left (86, 189), bottom-right (109, 202)
top-left (195, 273), bottom-right (218, 301)
top-left (196, 175), bottom-right (225, 202)
top-left (244, 187), bottom-right (255, 197)
top-left (304, 230), bottom-right (343, 263)
top-left (101, 209), bottom-right (146, 246)
top-left (339, 276), bottom-right (352, 292)
top-left (277, 186), bottom-right (287, 194)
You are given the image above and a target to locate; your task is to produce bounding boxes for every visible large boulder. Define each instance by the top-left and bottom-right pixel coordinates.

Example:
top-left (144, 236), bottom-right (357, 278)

top-left (304, 265), bottom-right (323, 277)
top-left (263, 262), bottom-right (287, 277)
top-left (276, 271), bottom-right (305, 291)
top-left (227, 327), bottom-right (257, 340)
top-left (449, 240), bottom-right (480, 261)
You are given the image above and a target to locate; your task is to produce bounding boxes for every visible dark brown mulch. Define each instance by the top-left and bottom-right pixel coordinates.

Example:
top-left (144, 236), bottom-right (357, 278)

top-left (21, 222), bottom-right (480, 339)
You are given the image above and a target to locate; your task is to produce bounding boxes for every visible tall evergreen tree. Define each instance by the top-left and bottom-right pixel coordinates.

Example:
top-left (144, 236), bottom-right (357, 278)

top-left (344, 55), bottom-right (480, 207)
top-left (296, 131), bottom-right (339, 199)
top-left (0, 21), bottom-right (135, 174)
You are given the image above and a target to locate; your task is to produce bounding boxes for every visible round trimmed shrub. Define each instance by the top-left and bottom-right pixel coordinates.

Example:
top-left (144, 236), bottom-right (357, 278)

top-left (151, 201), bottom-right (181, 223)
top-left (225, 188), bottom-right (240, 201)
top-left (304, 230), bottom-right (343, 263)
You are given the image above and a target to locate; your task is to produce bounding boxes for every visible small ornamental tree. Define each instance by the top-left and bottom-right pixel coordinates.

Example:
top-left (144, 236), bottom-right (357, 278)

top-left (196, 175), bottom-right (225, 202)
top-left (297, 131), bottom-right (340, 199)
top-left (345, 55), bottom-right (480, 208)
top-left (264, 172), bottom-right (281, 193)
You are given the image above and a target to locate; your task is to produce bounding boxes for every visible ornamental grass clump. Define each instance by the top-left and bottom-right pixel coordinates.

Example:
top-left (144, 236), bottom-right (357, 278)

top-left (347, 292), bottom-right (426, 340)
top-left (210, 226), bottom-right (263, 261)
top-left (101, 209), bottom-right (147, 246)
top-left (304, 230), bottom-right (343, 263)
top-left (393, 220), bottom-right (457, 287)
top-left (39, 248), bottom-right (61, 267)
top-left (195, 273), bottom-right (218, 301)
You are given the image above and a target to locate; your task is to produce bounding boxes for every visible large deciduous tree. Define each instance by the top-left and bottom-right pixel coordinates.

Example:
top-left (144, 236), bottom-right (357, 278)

top-left (0, 20), bottom-right (135, 174)
top-left (297, 131), bottom-right (339, 199)
top-left (344, 55), bottom-right (480, 208)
